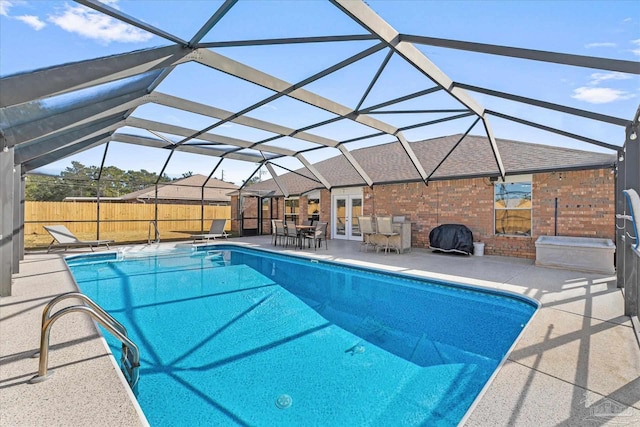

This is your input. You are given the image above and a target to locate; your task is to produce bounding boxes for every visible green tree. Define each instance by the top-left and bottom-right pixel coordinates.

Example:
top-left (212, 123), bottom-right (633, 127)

top-left (26, 162), bottom-right (174, 201)
top-left (25, 175), bottom-right (67, 201)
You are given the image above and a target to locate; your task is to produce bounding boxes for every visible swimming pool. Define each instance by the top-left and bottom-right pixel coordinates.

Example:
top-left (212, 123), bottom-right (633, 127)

top-left (66, 244), bottom-right (537, 426)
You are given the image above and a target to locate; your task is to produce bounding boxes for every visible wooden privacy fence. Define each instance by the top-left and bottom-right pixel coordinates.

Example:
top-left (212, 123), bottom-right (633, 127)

top-left (25, 201), bottom-right (231, 246)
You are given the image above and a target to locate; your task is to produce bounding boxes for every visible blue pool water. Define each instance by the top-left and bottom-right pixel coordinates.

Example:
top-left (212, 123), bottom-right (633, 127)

top-left (66, 245), bottom-right (537, 426)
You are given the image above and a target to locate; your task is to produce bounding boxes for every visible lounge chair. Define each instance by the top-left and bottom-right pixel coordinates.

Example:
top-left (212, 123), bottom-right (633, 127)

top-left (191, 219), bottom-right (229, 243)
top-left (44, 225), bottom-right (114, 253)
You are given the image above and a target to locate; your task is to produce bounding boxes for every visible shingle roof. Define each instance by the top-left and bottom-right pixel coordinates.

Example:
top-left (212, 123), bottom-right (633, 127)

top-left (247, 135), bottom-right (615, 196)
top-left (121, 174), bottom-right (238, 202)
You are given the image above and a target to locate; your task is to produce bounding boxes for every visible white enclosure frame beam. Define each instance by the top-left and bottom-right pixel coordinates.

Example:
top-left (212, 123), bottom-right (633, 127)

top-left (0, 147), bottom-right (14, 296)
top-left (15, 118), bottom-right (124, 164)
top-left (23, 134), bottom-right (112, 172)
top-left (295, 154), bottom-right (332, 190)
top-left (338, 145), bottom-right (373, 186)
top-left (487, 110), bottom-right (620, 151)
top-left (198, 34), bottom-right (377, 48)
top-left (455, 82), bottom-right (628, 127)
top-left (401, 34), bottom-right (640, 75)
top-left (0, 45), bottom-right (191, 108)
top-left (2, 90), bottom-right (148, 147)
top-left (75, 0), bottom-right (189, 46)
top-left (125, 117), bottom-right (297, 157)
top-left (188, 0), bottom-right (238, 47)
top-left (264, 162), bottom-right (289, 198)
top-left (150, 92), bottom-right (338, 148)
top-left (332, 0), bottom-right (506, 178)
top-left (194, 47), bottom-right (428, 182)
top-left (111, 133), bottom-right (267, 163)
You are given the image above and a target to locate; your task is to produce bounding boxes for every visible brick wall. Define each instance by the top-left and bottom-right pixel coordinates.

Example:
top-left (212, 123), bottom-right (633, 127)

top-left (365, 168), bottom-right (614, 259)
top-left (231, 168), bottom-right (614, 258)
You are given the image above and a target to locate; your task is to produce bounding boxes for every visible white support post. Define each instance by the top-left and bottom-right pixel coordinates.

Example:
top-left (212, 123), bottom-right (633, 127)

top-left (12, 165), bottom-right (22, 274)
top-left (0, 147), bottom-right (15, 296)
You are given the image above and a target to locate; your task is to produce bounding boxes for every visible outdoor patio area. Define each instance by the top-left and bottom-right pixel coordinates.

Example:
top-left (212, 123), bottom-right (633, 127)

top-left (1, 236), bottom-right (638, 426)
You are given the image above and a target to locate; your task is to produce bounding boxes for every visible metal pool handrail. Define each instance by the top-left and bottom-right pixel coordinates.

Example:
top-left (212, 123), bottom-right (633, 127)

top-left (30, 292), bottom-right (140, 393)
top-left (148, 220), bottom-right (160, 244)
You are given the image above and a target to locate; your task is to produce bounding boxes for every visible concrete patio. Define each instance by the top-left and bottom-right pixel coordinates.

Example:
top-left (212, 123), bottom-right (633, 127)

top-left (1, 236), bottom-right (639, 426)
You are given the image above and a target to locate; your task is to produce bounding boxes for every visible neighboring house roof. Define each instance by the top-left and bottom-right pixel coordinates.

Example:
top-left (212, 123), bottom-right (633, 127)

top-left (121, 174), bottom-right (239, 203)
top-left (246, 134), bottom-right (616, 196)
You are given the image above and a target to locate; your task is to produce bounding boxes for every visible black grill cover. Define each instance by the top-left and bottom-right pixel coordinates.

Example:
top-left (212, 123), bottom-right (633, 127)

top-left (428, 224), bottom-right (474, 255)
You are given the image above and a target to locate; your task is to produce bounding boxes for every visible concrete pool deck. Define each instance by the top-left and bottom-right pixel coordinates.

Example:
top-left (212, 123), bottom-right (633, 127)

top-left (1, 236), bottom-right (639, 426)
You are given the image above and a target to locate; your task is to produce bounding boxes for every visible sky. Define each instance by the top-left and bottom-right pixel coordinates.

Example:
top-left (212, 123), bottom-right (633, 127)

top-left (1, 0), bottom-right (639, 185)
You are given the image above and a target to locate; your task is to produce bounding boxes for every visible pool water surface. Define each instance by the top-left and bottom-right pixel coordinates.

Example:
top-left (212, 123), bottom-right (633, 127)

top-left (67, 245), bottom-right (537, 426)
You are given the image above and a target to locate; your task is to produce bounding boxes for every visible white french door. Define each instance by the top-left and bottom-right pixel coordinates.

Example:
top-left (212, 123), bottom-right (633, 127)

top-left (332, 194), bottom-right (363, 241)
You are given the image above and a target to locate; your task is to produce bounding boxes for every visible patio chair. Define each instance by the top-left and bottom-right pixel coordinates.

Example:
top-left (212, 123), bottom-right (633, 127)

top-left (376, 216), bottom-right (399, 254)
top-left (304, 222), bottom-right (328, 250)
top-left (283, 221), bottom-right (299, 247)
top-left (358, 216), bottom-right (377, 252)
top-left (191, 219), bottom-right (229, 243)
top-left (271, 219), bottom-right (277, 245)
top-left (300, 219), bottom-right (314, 240)
top-left (44, 225), bottom-right (114, 253)
top-left (273, 219), bottom-right (288, 246)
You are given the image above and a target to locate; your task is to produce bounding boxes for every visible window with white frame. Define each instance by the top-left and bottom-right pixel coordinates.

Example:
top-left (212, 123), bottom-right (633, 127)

top-left (284, 197), bottom-right (299, 224)
top-left (494, 176), bottom-right (532, 236)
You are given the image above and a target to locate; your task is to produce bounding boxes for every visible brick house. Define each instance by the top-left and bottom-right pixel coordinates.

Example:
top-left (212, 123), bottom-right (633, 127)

top-left (234, 134), bottom-right (616, 259)
top-left (120, 175), bottom-right (238, 205)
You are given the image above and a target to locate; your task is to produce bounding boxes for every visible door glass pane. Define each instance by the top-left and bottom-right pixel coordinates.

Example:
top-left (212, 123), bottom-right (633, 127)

top-left (336, 199), bottom-right (346, 236)
top-left (351, 198), bottom-right (362, 237)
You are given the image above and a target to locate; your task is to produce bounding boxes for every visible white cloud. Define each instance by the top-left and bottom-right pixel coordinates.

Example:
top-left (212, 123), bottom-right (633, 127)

top-left (631, 39), bottom-right (640, 56)
top-left (15, 14), bottom-right (45, 30)
top-left (623, 17), bottom-right (632, 22)
top-left (584, 42), bottom-right (617, 49)
top-left (0, 0), bottom-right (15, 16)
top-left (48, 3), bottom-right (153, 44)
top-left (588, 71), bottom-right (632, 86)
top-left (572, 87), bottom-right (635, 104)
top-left (100, 0), bottom-right (121, 7)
